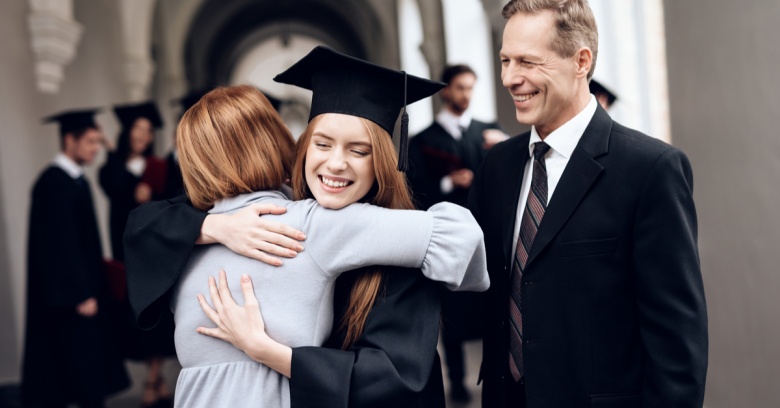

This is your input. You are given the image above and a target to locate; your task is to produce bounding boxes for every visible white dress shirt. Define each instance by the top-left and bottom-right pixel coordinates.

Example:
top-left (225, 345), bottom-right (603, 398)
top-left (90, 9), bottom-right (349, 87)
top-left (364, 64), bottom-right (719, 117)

top-left (53, 153), bottom-right (84, 179)
top-left (436, 109), bottom-right (473, 193)
top-left (511, 95), bottom-right (598, 260)
top-left (436, 108), bottom-right (472, 141)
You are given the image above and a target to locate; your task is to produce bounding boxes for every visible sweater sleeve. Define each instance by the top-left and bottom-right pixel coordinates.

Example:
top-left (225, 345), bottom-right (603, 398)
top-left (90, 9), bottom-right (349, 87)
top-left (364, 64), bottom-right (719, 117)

top-left (303, 201), bottom-right (488, 291)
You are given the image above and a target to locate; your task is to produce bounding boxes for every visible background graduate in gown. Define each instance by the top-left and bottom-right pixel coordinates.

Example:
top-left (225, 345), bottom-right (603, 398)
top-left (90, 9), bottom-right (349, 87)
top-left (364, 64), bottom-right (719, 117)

top-left (98, 101), bottom-right (176, 407)
top-left (22, 109), bottom-right (129, 408)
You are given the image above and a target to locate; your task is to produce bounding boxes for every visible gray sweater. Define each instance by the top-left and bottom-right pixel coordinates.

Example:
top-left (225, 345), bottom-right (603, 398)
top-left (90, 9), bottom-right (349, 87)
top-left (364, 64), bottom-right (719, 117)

top-left (171, 190), bottom-right (488, 407)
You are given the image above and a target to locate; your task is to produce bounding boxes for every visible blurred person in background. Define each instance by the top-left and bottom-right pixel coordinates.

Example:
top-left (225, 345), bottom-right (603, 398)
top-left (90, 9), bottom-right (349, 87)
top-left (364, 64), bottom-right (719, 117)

top-left (408, 63), bottom-right (508, 403)
top-left (99, 102), bottom-right (175, 408)
top-left (22, 110), bottom-right (129, 408)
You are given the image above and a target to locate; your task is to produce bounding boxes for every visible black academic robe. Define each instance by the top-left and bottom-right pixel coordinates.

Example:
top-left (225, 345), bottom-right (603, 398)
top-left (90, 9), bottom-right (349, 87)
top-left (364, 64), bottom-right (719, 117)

top-left (470, 106), bottom-right (707, 407)
top-left (408, 119), bottom-right (500, 342)
top-left (21, 166), bottom-right (129, 406)
top-left (123, 195), bottom-right (446, 407)
top-left (162, 151), bottom-right (184, 200)
top-left (99, 152), bottom-right (143, 262)
top-left (99, 153), bottom-right (176, 360)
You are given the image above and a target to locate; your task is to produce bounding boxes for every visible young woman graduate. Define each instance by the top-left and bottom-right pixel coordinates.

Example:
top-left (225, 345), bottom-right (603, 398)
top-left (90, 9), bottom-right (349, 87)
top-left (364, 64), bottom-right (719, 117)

top-left (124, 47), bottom-right (489, 408)
top-left (98, 101), bottom-right (175, 407)
top-left (124, 47), bottom-right (489, 407)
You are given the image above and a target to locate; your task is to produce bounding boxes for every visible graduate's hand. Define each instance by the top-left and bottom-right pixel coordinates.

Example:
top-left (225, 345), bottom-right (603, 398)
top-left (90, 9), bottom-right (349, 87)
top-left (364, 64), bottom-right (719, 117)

top-left (199, 203), bottom-right (306, 266)
top-left (197, 270), bottom-right (292, 377)
top-left (450, 168), bottom-right (474, 189)
top-left (482, 128), bottom-right (509, 149)
top-left (135, 182), bottom-right (152, 204)
top-left (76, 297), bottom-right (98, 317)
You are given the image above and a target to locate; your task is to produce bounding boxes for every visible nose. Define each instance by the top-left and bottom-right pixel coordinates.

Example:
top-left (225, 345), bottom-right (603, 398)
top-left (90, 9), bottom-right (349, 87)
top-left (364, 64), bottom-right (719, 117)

top-left (326, 149), bottom-right (348, 172)
top-left (502, 61), bottom-right (525, 91)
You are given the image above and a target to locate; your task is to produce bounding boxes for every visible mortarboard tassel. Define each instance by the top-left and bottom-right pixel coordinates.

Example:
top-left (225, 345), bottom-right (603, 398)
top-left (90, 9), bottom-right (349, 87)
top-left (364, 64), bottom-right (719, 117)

top-left (397, 72), bottom-right (410, 172)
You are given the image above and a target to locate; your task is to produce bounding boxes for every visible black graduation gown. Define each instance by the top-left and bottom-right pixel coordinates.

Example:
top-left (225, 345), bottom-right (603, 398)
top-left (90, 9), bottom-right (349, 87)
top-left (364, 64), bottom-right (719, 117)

top-left (123, 196), bottom-right (446, 407)
top-left (162, 152), bottom-right (184, 199)
top-left (21, 166), bottom-right (129, 406)
top-left (99, 152), bottom-right (142, 262)
top-left (408, 119), bottom-right (499, 342)
top-left (99, 153), bottom-right (176, 360)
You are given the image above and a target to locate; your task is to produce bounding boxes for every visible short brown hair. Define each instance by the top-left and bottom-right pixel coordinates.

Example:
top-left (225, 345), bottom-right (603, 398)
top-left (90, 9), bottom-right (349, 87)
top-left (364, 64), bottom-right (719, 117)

top-left (502, 0), bottom-right (599, 79)
top-left (176, 85), bottom-right (296, 210)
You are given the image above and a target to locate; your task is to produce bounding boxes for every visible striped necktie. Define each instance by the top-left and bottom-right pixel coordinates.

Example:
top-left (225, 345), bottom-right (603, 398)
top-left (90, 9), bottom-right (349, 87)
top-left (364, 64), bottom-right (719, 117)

top-left (508, 141), bottom-right (551, 382)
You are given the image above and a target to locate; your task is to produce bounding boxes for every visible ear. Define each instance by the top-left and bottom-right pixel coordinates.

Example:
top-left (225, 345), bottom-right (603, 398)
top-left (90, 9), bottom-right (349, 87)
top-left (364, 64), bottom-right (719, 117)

top-left (574, 47), bottom-right (593, 79)
top-left (63, 133), bottom-right (76, 151)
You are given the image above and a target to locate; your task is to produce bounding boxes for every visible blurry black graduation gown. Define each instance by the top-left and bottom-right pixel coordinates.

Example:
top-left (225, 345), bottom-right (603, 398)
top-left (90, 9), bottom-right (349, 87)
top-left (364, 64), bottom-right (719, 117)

top-left (123, 196), bottom-right (446, 408)
top-left (21, 166), bottom-right (129, 405)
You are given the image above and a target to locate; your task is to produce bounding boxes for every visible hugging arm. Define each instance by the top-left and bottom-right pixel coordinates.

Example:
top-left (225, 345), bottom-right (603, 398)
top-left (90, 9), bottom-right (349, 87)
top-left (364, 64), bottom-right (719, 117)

top-left (123, 195), bottom-right (302, 328)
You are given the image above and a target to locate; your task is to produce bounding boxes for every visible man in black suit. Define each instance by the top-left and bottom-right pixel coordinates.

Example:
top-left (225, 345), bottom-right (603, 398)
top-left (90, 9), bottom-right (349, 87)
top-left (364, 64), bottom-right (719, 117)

top-left (471, 1), bottom-right (708, 407)
top-left (408, 64), bottom-right (507, 402)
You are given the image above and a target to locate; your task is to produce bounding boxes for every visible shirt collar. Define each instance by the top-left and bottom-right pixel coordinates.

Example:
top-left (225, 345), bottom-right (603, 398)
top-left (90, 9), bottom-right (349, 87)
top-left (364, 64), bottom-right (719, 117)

top-left (436, 108), bottom-right (472, 139)
top-left (53, 153), bottom-right (84, 179)
top-left (528, 95), bottom-right (598, 159)
top-left (210, 190), bottom-right (288, 214)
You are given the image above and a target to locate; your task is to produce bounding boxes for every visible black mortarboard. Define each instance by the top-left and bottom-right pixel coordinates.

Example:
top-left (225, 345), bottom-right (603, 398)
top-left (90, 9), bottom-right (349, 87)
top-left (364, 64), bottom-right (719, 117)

top-left (589, 79), bottom-right (618, 107)
top-left (113, 101), bottom-right (164, 130)
top-left (42, 109), bottom-right (101, 136)
top-left (273, 46), bottom-right (445, 171)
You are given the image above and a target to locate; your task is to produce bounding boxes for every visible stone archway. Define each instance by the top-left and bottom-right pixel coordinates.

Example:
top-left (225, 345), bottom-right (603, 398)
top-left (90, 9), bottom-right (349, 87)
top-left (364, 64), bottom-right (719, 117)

top-left (183, 0), bottom-right (399, 90)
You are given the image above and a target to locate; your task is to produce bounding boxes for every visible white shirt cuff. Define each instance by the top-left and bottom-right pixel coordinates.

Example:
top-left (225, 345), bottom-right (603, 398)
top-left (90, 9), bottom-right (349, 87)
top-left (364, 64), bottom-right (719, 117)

top-left (440, 176), bottom-right (454, 194)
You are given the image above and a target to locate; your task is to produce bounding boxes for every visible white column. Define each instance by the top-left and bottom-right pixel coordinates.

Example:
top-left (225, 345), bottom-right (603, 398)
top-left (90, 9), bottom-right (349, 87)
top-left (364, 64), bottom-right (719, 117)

top-left (441, 0), bottom-right (498, 122)
top-left (27, 0), bottom-right (83, 93)
top-left (398, 0), bottom-right (436, 136)
top-left (118, 0), bottom-right (158, 101)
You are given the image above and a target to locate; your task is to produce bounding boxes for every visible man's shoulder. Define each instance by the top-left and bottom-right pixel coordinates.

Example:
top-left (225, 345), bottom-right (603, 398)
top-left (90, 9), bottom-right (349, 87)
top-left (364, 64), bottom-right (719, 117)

top-left (609, 121), bottom-right (685, 163)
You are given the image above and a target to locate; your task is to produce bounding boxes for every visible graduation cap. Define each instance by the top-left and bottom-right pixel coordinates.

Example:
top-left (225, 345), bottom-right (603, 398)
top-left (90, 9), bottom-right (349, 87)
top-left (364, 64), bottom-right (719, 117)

top-left (589, 79), bottom-right (618, 107)
top-left (113, 101), bottom-right (164, 130)
top-left (273, 46), bottom-right (445, 171)
top-left (43, 109), bottom-right (101, 136)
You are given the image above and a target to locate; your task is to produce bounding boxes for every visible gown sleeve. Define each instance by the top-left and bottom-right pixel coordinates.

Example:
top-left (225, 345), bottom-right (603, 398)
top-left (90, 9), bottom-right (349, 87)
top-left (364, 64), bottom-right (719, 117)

top-left (290, 269), bottom-right (445, 408)
top-left (123, 195), bottom-right (207, 329)
top-left (304, 201), bottom-right (489, 292)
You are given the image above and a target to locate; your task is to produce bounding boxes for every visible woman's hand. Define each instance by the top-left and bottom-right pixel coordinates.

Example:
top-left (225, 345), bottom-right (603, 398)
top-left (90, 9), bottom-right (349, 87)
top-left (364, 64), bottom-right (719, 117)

top-left (196, 270), bottom-right (292, 377)
top-left (198, 203), bottom-right (306, 266)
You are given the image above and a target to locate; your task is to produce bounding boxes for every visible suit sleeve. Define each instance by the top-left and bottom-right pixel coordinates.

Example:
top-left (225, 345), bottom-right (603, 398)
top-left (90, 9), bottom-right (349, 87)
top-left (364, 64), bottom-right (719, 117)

top-left (123, 194), bottom-right (207, 328)
top-left (632, 148), bottom-right (708, 407)
top-left (289, 271), bottom-right (443, 408)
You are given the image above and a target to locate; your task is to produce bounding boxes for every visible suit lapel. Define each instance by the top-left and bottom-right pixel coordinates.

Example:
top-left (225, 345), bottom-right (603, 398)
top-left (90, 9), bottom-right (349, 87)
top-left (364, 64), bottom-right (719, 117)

top-left (501, 134), bottom-right (531, 265)
top-left (526, 106), bottom-right (613, 266)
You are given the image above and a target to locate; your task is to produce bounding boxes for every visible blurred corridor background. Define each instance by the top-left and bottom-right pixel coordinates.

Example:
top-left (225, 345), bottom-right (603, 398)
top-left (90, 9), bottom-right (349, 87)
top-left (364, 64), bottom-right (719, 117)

top-left (1, 0), bottom-right (779, 406)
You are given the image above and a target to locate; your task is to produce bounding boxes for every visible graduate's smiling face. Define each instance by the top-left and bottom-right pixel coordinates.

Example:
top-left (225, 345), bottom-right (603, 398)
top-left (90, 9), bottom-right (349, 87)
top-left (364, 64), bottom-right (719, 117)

top-left (130, 117), bottom-right (154, 155)
top-left (67, 127), bottom-right (104, 165)
top-left (304, 113), bottom-right (375, 210)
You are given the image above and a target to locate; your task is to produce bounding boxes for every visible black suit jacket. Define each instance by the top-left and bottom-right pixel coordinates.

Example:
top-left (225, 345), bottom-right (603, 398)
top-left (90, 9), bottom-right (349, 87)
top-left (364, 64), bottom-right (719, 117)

top-left (409, 119), bottom-right (501, 209)
top-left (469, 106), bottom-right (707, 408)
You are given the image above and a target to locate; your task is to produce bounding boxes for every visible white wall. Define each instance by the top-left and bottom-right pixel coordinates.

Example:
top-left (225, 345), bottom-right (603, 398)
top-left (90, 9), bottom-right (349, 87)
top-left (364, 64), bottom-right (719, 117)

top-left (664, 1), bottom-right (780, 407)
